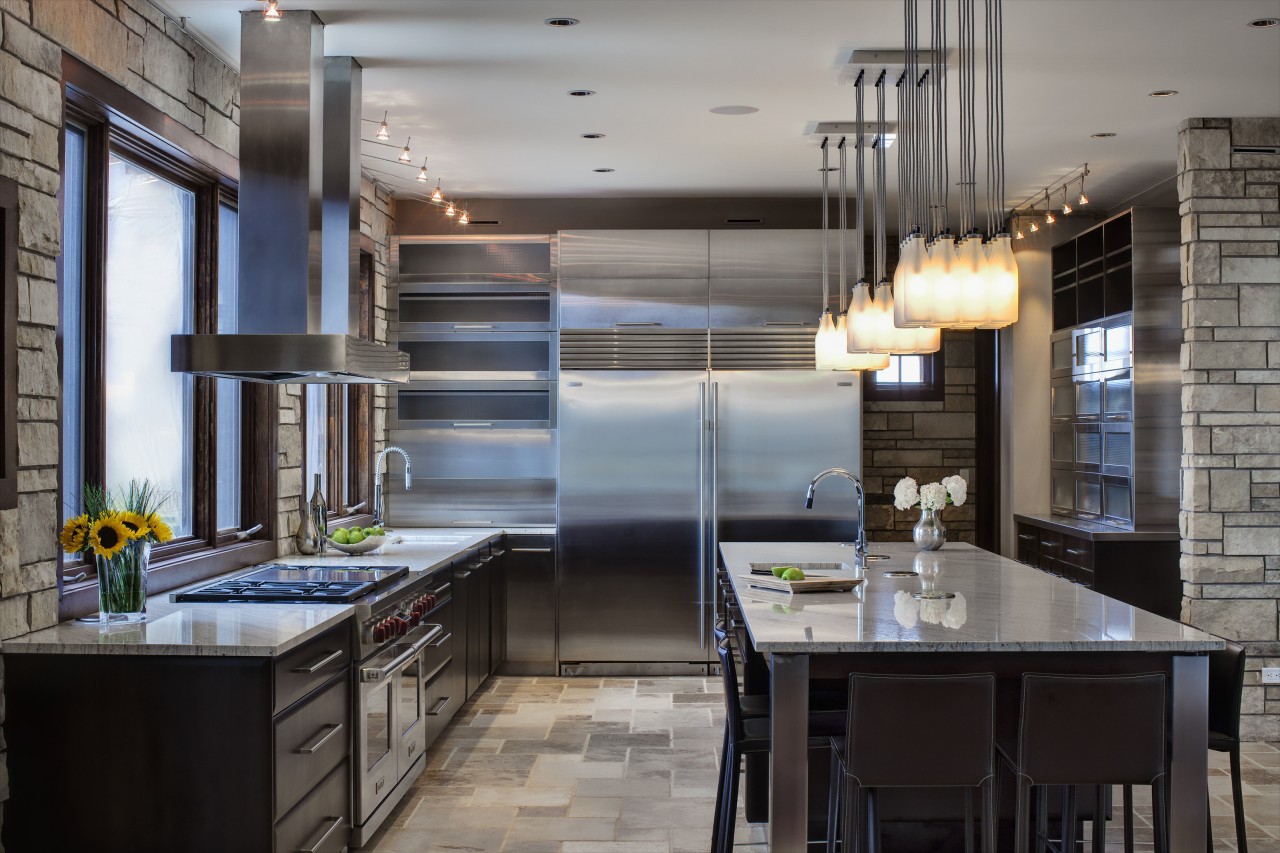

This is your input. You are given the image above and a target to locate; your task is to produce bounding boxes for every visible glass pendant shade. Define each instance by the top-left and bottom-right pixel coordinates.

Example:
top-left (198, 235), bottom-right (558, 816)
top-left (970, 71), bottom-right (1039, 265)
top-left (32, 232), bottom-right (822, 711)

top-left (896, 234), bottom-right (963, 328)
top-left (847, 282), bottom-right (940, 354)
top-left (977, 234), bottom-right (1019, 329)
top-left (816, 311), bottom-right (888, 371)
top-left (952, 235), bottom-right (990, 329)
top-left (893, 235), bottom-right (929, 327)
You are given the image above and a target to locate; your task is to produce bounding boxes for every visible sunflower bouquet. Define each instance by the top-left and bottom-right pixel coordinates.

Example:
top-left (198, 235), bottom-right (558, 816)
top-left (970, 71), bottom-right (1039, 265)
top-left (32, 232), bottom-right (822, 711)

top-left (61, 480), bottom-right (174, 622)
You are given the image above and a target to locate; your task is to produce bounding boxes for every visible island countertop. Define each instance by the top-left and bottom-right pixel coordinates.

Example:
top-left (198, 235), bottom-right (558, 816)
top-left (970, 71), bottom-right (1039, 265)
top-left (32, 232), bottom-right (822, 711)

top-left (720, 540), bottom-right (1221, 654)
top-left (0, 527), bottom-right (543, 657)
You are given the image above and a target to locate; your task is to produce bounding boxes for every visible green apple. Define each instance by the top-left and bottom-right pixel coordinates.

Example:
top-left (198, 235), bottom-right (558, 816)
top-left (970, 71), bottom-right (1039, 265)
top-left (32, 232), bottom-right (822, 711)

top-left (331, 528), bottom-right (350, 545)
top-left (348, 529), bottom-right (366, 544)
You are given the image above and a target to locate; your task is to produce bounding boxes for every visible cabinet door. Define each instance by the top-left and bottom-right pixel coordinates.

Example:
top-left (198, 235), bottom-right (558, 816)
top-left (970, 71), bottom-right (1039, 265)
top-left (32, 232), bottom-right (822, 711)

top-left (451, 561), bottom-right (471, 701)
top-left (489, 545), bottom-right (507, 673)
top-left (501, 534), bottom-right (557, 675)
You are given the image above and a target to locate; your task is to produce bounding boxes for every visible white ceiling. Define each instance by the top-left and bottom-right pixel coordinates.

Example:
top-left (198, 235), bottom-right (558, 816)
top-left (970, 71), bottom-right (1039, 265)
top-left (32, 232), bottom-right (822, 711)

top-left (159, 0), bottom-right (1280, 220)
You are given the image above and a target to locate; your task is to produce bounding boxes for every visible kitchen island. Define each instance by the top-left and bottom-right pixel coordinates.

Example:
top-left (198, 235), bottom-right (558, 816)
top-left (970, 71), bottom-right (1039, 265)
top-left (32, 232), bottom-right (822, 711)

top-left (719, 540), bottom-right (1221, 853)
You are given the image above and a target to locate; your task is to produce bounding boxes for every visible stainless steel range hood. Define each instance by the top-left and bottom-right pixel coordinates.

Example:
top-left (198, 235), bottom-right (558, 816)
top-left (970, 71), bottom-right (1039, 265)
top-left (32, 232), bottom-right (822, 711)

top-left (171, 11), bottom-right (409, 384)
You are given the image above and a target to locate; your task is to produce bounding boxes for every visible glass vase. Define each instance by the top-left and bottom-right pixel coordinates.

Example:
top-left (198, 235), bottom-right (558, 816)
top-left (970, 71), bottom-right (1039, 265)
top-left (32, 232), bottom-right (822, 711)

top-left (912, 509), bottom-right (947, 552)
top-left (97, 541), bottom-right (151, 623)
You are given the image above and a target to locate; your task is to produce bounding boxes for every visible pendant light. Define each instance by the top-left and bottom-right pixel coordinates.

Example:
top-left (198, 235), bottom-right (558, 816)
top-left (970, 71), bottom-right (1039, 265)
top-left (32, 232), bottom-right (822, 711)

top-left (398, 138), bottom-right (413, 163)
top-left (848, 70), bottom-right (938, 355)
top-left (376, 111), bottom-right (390, 141)
top-left (416, 158), bottom-right (429, 182)
top-left (815, 138), bottom-right (846, 368)
top-left (833, 134), bottom-right (890, 371)
top-left (263, 0), bottom-right (282, 21)
top-left (430, 181), bottom-right (444, 202)
top-left (1077, 166), bottom-right (1090, 206)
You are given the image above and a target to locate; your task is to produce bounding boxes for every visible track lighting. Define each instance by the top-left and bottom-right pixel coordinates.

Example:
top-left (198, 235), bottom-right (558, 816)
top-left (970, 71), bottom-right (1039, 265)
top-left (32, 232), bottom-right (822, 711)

top-left (263, 0), bottom-right (282, 21)
top-left (416, 159), bottom-right (429, 182)
top-left (430, 182), bottom-right (444, 202)
top-left (1044, 191), bottom-right (1055, 224)
top-left (376, 111), bottom-right (390, 141)
top-left (1078, 169), bottom-right (1089, 206)
top-left (1015, 228), bottom-right (1025, 240)
top-left (458, 210), bottom-right (470, 225)
top-left (398, 138), bottom-right (412, 163)
top-left (444, 201), bottom-right (456, 217)
top-left (1030, 221), bottom-right (1039, 233)
top-left (1061, 187), bottom-right (1072, 216)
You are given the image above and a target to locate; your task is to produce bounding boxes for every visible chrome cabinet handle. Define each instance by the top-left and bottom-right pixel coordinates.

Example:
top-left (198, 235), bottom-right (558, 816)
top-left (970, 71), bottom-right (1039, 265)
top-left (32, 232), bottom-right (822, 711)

top-left (453, 323), bottom-right (494, 329)
top-left (292, 649), bottom-right (343, 675)
top-left (427, 631), bottom-right (452, 648)
top-left (1065, 547), bottom-right (1088, 556)
top-left (1040, 540), bottom-right (1058, 549)
top-left (429, 582), bottom-right (451, 596)
top-left (452, 520), bottom-right (492, 525)
top-left (456, 571), bottom-right (472, 578)
top-left (453, 422), bottom-right (493, 428)
top-left (697, 381), bottom-right (706, 651)
top-left (510, 547), bottom-right (553, 553)
top-left (427, 696), bottom-right (451, 716)
top-left (297, 817), bottom-right (344, 853)
top-left (761, 321), bottom-right (814, 327)
top-left (1017, 533), bottom-right (1036, 541)
top-left (296, 723), bottom-right (344, 755)
top-left (613, 321), bottom-right (662, 326)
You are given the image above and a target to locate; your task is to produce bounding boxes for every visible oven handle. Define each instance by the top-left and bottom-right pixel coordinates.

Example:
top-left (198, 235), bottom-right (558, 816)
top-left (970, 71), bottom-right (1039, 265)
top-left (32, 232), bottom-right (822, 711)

top-left (360, 625), bottom-right (443, 683)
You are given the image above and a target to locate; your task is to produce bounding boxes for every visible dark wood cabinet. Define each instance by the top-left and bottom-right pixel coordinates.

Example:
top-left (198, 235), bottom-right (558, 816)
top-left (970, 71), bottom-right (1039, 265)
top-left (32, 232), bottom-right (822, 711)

top-left (1014, 515), bottom-right (1180, 620)
top-left (2, 621), bottom-right (354, 853)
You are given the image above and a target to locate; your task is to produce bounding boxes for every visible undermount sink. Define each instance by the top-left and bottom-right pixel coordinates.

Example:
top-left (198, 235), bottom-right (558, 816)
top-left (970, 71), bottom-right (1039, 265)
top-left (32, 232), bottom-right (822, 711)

top-left (749, 562), bottom-right (856, 574)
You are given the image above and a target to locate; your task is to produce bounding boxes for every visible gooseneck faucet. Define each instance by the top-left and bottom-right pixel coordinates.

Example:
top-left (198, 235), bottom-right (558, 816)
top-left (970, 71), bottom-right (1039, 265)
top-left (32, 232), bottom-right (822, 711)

top-left (804, 467), bottom-right (867, 568)
top-left (373, 446), bottom-right (412, 527)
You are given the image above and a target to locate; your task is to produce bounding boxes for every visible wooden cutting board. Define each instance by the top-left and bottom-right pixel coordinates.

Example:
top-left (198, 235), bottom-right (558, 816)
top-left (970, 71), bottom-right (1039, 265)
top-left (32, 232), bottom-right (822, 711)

top-left (746, 574), bottom-right (864, 594)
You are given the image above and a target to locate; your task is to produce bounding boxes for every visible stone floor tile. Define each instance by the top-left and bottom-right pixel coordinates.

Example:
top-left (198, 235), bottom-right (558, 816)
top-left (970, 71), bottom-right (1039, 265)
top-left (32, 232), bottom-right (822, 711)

top-left (471, 785), bottom-right (575, 808)
top-left (501, 816), bottom-right (619, 843)
top-left (562, 842), bottom-right (671, 853)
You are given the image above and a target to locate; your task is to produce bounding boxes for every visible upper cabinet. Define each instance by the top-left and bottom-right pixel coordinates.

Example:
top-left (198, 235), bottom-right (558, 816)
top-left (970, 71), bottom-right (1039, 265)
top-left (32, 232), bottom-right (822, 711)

top-left (709, 230), bottom-right (824, 330)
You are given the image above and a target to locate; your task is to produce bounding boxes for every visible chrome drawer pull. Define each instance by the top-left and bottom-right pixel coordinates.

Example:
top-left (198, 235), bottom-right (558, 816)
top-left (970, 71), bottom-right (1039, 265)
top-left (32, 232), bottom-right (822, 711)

top-left (510, 547), bottom-right (553, 553)
top-left (452, 422), bottom-right (494, 428)
top-left (613, 321), bottom-right (662, 326)
top-left (430, 582), bottom-right (451, 596)
top-left (1065, 548), bottom-right (1088, 556)
top-left (427, 696), bottom-right (451, 716)
top-left (452, 520), bottom-right (492, 525)
top-left (296, 723), bottom-right (344, 755)
top-left (292, 650), bottom-right (343, 675)
top-left (453, 323), bottom-right (494, 329)
top-left (1016, 533), bottom-right (1036, 541)
top-left (297, 816), bottom-right (344, 853)
top-left (761, 321), bottom-right (813, 327)
top-left (1039, 540), bottom-right (1058, 549)
top-left (428, 631), bottom-right (452, 648)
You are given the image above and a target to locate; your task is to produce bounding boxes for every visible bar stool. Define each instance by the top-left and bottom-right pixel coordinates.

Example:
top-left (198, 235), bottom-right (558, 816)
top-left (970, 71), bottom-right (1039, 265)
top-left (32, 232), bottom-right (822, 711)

top-left (826, 673), bottom-right (997, 853)
top-left (1000, 673), bottom-right (1168, 853)
top-left (1209, 640), bottom-right (1248, 853)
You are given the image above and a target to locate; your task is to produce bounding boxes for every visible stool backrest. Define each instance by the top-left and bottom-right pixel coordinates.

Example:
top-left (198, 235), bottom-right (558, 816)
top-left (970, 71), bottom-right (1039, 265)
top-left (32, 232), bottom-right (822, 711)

top-left (1208, 640), bottom-right (1246, 740)
top-left (845, 673), bottom-right (995, 787)
top-left (716, 637), bottom-right (745, 741)
top-left (1018, 672), bottom-right (1166, 786)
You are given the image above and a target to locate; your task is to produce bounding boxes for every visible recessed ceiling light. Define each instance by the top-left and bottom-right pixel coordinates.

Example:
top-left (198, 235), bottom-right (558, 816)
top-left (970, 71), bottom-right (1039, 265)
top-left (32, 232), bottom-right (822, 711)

top-left (545, 17), bottom-right (580, 27)
top-left (593, 168), bottom-right (615, 173)
top-left (568, 89), bottom-right (596, 97)
top-left (709, 105), bottom-right (759, 115)
top-left (1247, 17), bottom-right (1279, 27)
top-left (1148, 89), bottom-right (1178, 97)
top-left (581, 132), bottom-right (606, 139)
top-left (1091, 132), bottom-right (1117, 138)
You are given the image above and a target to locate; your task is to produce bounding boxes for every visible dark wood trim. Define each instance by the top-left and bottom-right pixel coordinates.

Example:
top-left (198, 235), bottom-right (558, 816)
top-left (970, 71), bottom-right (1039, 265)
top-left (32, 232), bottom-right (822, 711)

top-left (861, 344), bottom-right (947, 403)
top-left (62, 53), bottom-right (238, 184)
top-left (242, 383), bottom-right (279, 541)
top-left (975, 329), bottom-right (1000, 552)
top-left (57, 539), bottom-right (277, 622)
top-left (0, 175), bottom-right (17, 510)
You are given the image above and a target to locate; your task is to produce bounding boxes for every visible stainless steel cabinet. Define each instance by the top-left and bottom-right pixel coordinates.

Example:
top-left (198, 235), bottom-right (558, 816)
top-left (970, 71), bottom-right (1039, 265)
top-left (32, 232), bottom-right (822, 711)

top-left (560, 230), bottom-right (710, 330)
top-left (708, 230), bottom-right (825, 329)
top-left (500, 534), bottom-right (557, 676)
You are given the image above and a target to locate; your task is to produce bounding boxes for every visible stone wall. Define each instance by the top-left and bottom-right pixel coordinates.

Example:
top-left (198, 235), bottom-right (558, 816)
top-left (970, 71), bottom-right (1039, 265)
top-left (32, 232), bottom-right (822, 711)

top-left (862, 330), bottom-right (979, 543)
top-left (1178, 116), bottom-right (1280, 742)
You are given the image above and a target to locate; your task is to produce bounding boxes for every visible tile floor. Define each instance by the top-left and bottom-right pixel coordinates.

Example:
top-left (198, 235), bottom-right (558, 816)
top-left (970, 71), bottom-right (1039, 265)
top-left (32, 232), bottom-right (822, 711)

top-left (365, 676), bottom-right (1280, 853)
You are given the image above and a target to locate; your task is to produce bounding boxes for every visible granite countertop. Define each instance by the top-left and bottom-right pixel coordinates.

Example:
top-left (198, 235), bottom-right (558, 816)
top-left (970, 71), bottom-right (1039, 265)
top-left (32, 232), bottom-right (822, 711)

top-left (0, 526), bottom-right (548, 658)
top-left (720, 541), bottom-right (1222, 654)
top-left (1013, 513), bottom-right (1180, 542)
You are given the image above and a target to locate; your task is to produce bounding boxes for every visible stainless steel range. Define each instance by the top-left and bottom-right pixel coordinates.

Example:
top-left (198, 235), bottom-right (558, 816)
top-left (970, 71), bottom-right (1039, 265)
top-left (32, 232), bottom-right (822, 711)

top-left (175, 561), bottom-right (457, 847)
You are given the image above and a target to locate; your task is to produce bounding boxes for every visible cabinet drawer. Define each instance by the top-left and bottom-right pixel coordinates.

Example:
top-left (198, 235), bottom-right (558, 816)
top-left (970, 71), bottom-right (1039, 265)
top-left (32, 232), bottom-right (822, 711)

top-left (275, 760), bottom-right (349, 853)
top-left (275, 675), bottom-right (350, 818)
top-left (1015, 526), bottom-right (1040, 554)
top-left (275, 624), bottom-right (351, 715)
top-left (422, 656), bottom-right (460, 748)
top-left (1060, 537), bottom-right (1094, 570)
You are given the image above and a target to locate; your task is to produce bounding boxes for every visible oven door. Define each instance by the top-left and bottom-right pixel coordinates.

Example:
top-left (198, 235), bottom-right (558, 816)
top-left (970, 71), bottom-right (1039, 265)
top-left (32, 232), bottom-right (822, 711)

top-left (356, 624), bottom-right (442, 823)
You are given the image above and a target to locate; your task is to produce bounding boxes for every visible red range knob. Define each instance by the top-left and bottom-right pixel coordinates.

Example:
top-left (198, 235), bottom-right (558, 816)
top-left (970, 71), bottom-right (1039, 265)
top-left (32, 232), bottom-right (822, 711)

top-left (409, 613), bottom-right (421, 627)
top-left (397, 618), bottom-right (409, 636)
top-left (373, 625), bottom-right (385, 643)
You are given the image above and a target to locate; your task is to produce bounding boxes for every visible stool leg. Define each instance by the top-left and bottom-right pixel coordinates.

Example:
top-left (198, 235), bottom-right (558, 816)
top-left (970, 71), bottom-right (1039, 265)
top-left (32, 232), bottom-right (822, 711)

top-left (721, 745), bottom-right (740, 853)
top-left (1092, 785), bottom-right (1105, 852)
top-left (827, 750), bottom-right (840, 853)
top-left (982, 779), bottom-right (997, 853)
top-left (1062, 784), bottom-right (1078, 853)
top-left (1035, 786), bottom-right (1048, 853)
top-left (866, 788), bottom-right (879, 853)
top-left (712, 724), bottom-right (728, 853)
top-left (964, 788), bottom-right (975, 853)
top-left (846, 779), bottom-right (863, 853)
top-left (1230, 746), bottom-right (1249, 853)
top-left (1151, 778), bottom-right (1168, 853)
top-left (1015, 779), bottom-right (1033, 853)
top-left (1122, 785), bottom-right (1134, 853)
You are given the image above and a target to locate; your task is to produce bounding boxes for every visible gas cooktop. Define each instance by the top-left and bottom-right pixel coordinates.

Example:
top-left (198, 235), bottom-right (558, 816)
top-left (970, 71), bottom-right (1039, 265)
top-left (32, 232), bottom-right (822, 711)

top-left (173, 564), bottom-right (410, 604)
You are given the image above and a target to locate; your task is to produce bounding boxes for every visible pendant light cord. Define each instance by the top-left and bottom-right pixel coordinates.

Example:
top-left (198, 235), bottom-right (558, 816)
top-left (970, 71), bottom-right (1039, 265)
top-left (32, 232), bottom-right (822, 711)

top-left (820, 136), bottom-right (830, 314)
top-left (875, 70), bottom-right (888, 288)
top-left (838, 137), bottom-right (848, 314)
top-left (855, 72), bottom-right (866, 285)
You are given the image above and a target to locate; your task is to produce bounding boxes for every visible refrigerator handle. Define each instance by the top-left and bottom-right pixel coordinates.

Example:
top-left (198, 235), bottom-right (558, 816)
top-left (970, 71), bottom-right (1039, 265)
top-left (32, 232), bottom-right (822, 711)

top-left (710, 381), bottom-right (720, 603)
top-left (697, 381), bottom-right (707, 650)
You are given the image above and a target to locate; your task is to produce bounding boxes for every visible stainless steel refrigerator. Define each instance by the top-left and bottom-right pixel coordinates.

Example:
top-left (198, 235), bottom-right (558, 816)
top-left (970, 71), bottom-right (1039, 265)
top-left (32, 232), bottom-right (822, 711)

top-left (556, 230), bottom-right (862, 672)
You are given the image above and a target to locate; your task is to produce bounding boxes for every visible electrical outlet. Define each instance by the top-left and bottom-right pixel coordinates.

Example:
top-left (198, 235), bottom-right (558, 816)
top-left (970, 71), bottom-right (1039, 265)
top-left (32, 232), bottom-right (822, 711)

top-left (1263, 667), bottom-right (1280, 685)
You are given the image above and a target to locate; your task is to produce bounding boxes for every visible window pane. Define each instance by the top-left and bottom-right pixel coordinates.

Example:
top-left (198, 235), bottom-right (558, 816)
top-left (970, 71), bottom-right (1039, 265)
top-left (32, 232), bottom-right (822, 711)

top-left (875, 357), bottom-right (901, 384)
top-left (899, 355), bottom-right (923, 383)
top-left (103, 155), bottom-right (195, 537)
top-left (60, 126), bottom-right (87, 523)
top-left (305, 384), bottom-right (327, 500)
top-left (216, 203), bottom-right (240, 530)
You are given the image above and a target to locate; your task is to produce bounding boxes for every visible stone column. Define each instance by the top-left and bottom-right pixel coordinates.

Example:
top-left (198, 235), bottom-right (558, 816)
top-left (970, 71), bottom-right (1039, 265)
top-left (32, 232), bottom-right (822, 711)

top-left (1178, 116), bottom-right (1280, 742)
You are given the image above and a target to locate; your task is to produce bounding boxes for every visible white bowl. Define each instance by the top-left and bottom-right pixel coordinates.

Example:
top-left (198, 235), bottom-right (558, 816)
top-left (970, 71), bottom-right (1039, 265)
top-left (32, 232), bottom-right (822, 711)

top-left (325, 534), bottom-right (387, 555)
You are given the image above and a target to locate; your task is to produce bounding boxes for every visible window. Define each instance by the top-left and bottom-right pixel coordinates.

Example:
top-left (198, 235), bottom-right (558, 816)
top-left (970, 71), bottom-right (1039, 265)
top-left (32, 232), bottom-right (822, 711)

top-left (57, 57), bottom-right (275, 613)
top-left (0, 174), bottom-right (16, 511)
top-left (862, 346), bottom-right (946, 402)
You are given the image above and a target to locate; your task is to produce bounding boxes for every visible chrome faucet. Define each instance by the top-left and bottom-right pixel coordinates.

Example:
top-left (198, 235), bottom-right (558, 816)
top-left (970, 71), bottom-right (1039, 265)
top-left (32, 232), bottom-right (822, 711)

top-left (804, 467), bottom-right (867, 568)
top-left (373, 446), bottom-right (412, 527)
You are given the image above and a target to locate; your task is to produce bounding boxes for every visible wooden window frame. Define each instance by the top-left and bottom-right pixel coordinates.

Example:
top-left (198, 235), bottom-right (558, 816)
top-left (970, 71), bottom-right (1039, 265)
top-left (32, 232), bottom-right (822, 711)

top-left (861, 345), bottom-right (947, 403)
top-left (0, 175), bottom-right (16, 511)
top-left (57, 56), bottom-right (276, 620)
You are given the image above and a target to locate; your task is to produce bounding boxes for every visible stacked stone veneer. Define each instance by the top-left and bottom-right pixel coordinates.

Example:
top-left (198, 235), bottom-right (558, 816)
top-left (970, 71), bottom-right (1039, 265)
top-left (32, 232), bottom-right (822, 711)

top-left (863, 329), bottom-right (979, 544)
top-left (1178, 117), bottom-right (1280, 742)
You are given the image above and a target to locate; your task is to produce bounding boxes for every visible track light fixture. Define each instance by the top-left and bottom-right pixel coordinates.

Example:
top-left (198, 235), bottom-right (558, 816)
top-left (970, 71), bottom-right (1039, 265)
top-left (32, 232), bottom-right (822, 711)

top-left (1044, 191), bottom-right (1055, 224)
top-left (1029, 221), bottom-right (1039, 233)
top-left (416, 159), bottom-right (429, 182)
top-left (458, 209), bottom-right (470, 225)
top-left (263, 0), bottom-right (282, 21)
top-left (431, 181), bottom-right (444, 201)
top-left (377, 111), bottom-right (390, 140)
top-left (1061, 187), bottom-right (1072, 216)
top-left (1078, 168), bottom-right (1089, 205)
top-left (398, 138), bottom-right (412, 163)
top-left (444, 201), bottom-right (456, 217)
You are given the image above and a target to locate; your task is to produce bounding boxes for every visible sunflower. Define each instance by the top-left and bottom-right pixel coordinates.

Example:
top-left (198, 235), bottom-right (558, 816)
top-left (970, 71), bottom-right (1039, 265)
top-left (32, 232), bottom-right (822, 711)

top-left (88, 514), bottom-right (132, 560)
top-left (146, 514), bottom-right (174, 544)
top-left (118, 511), bottom-right (151, 540)
top-left (59, 514), bottom-right (91, 554)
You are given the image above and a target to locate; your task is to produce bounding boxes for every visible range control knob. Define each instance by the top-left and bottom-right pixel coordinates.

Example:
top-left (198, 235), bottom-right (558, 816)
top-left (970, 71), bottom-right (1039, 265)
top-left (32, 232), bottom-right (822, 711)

top-left (397, 617), bottom-right (409, 637)
top-left (372, 624), bottom-right (385, 643)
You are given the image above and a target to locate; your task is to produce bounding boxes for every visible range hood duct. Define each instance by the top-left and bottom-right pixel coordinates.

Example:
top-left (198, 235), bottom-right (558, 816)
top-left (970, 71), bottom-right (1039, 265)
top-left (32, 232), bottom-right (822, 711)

top-left (171, 11), bottom-right (409, 384)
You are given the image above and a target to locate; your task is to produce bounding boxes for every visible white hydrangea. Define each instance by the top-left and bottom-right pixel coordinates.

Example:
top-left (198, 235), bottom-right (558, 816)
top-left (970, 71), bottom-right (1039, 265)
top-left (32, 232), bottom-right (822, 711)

top-left (942, 593), bottom-right (967, 630)
top-left (942, 474), bottom-right (968, 507)
top-left (919, 597), bottom-right (948, 625)
top-left (893, 477), bottom-right (920, 511)
top-left (919, 482), bottom-right (948, 511)
top-left (893, 589), bottom-right (918, 628)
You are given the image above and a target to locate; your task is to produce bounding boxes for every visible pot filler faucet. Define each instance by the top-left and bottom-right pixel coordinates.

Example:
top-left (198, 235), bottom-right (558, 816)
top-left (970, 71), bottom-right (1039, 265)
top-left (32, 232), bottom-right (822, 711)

top-left (373, 446), bottom-right (412, 527)
top-left (804, 467), bottom-right (867, 569)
